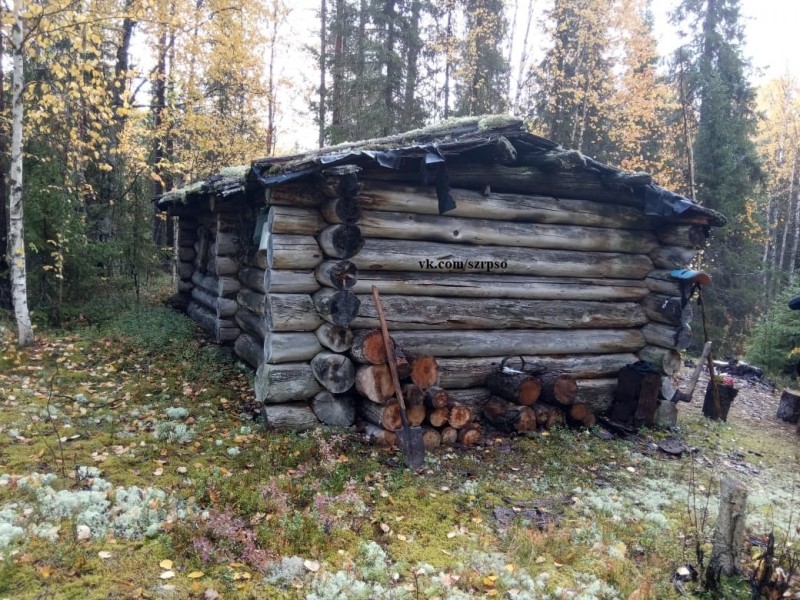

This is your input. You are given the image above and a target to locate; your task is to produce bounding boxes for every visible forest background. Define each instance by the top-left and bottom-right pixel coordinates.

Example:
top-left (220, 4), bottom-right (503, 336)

top-left (1, 0), bottom-right (799, 376)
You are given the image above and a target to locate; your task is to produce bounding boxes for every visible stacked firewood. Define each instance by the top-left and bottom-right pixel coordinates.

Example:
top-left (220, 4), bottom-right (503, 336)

top-left (481, 359), bottom-right (596, 434)
top-left (349, 330), bottom-right (479, 448)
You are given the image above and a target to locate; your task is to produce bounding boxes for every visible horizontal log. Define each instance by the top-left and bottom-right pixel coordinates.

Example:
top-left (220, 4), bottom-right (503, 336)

top-left (234, 333), bottom-right (263, 368)
top-left (237, 288), bottom-right (266, 316)
top-left (390, 329), bottom-right (646, 358)
top-left (315, 260), bottom-right (358, 290)
top-left (410, 356), bottom-right (439, 388)
top-left (349, 329), bottom-right (392, 364)
top-left (446, 388), bottom-right (492, 412)
top-left (657, 224), bottom-right (707, 249)
top-left (315, 323), bottom-right (353, 352)
top-left (239, 267), bottom-right (268, 293)
top-left (235, 308), bottom-right (267, 340)
top-left (641, 293), bottom-right (693, 327)
top-left (263, 402), bottom-right (320, 430)
top-left (266, 185), bottom-right (323, 208)
top-left (359, 422), bottom-right (397, 447)
top-left (437, 354), bottom-right (638, 389)
top-left (191, 287), bottom-right (237, 318)
top-left (177, 279), bottom-right (193, 293)
top-left (351, 271), bottom-right (649, 301)
top-left (321, 196), bottom-right (363, 224)
top-left (642, 322), bottom-right (692, 350)
top-left (177, 261), bottom-right (194, 280)
top-left (355, 364), bottom-right (394, 404)
top-left (191, 271), bottom-right (241, 298)
top-left (311, 352), bottom-right (356, 394)
top-left (186, 302), bottom-right (237, 344)
top-left (358, 182), bottom-right (651, 229)
top-left (637, 345), bottom-right (682, 376)
top-left (178, 247), bottom-right (196, 262)
top-left (208, 255), bottom-right (240, 277)
top-left (255, 362), bottom-right (323, 403)
top-left (317, 224), bottom-right (365, 259)
top-left (267, 269), bottom-right (319, 293)
top-left (645, 270), bottom-right (682, 295)
top-left (311, 391), bottom-right (356, 427)
top-left (264, 331), bottom-right (323, 363)
top-left (256, 233), bottom-right (323, 270)
top-left (211, 230), bottom-right (240, 256)
top-left (268, 205), bottom-right (327, 236)
top-left (320, 168), bottom-right (361, 198)
top-left (266, 294), bottom-right (324, 332)
top-left (574, 378), bottom-right (618, 414)
top-left (649, 246), bottom-right (699, 269)
top-left (216, 324), bottom-right (241, 343)
top-left (312, 289), bottom-right (361, 326)
top-left (364, 163), bottom-right (645, 206)
top-left (353, 239), bottom-right (653, 279)
top-left (354, 209), bottom-right (656, 254)
top-left (357, 398), bottom-right (402, 430)
top-left (350, 294), bottom-right (647, 330)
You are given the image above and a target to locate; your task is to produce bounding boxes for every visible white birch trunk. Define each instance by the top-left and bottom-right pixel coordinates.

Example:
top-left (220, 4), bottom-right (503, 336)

top-left (9, 4), bottom-right (33, 346)
top-left (788, 154), bottom-right (799, 284)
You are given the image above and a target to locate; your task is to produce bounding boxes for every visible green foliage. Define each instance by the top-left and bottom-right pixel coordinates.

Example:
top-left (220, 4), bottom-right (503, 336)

top-left (745, 285), bottom-right (800, 376)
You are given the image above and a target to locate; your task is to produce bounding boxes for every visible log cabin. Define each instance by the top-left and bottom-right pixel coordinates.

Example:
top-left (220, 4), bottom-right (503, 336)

top-left (155, 115), bottom-right (725, 431)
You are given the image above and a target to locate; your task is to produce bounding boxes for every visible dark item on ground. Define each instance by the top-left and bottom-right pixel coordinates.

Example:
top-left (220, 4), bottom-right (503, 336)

top-left (610, 361), bottom-right (661, 426)
top-left (371, 286), bottom-right (425, 469)
top-left (713, 359), bottom-right (764, 382)
top-left (657, 437), bottom-right (689, 456)
top-left (776, 389), bottom-right (800, 423)
top-left (788, 294), bottom-right (800, 310)
top-left (673, 341), bottom-right (713, 403)
top-left (702, 381), bottom-right (738, 421)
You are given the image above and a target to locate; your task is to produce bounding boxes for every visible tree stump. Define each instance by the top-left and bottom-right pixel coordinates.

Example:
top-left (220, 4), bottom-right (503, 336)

top-left (702, 382), bottom-right (738, 421)
top-left (706, 477), bottom-right (747, 588)
top-left (777, 389), bottom-right (800, 423)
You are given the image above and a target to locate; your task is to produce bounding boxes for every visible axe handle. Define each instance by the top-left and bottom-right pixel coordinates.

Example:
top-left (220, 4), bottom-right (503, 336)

top-left (682, 341), bottom-right (713, 400)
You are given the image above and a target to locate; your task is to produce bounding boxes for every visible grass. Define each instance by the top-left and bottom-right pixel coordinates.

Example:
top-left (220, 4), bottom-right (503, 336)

top-left (1, 288), bottom-right (799, 598)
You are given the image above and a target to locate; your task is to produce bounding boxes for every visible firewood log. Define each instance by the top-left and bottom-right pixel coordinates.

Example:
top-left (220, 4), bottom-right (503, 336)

top-left (355, 364), bottom-right (394, 404)
top-left (310, 391), bottom-right (356, 427)
top-left (317, 224), bottom-right (365, 259)
top-left (359, 422), bottom-right (397, 447)
top-left (349, 329), bottom-right (392, 364)
top-left (312, 289), bottom-right (361, 326)
top-left (457, 424), bottom-right (482, 447)
top-left (352, 238), bottom-right (653, 279)
top-left (410, 356), bottom-right (439, 388)
top-left (421, 426), bottom-right (442, 450)
top-left (351, 271), bottom-right (648, 302)
top-left (403, 383), bottom-right (425, 406)
top-left (539, 372), bottom-right (578, 406)
top-left (315, 323), bottom-right (353, 352)
top-left (533, 403), bottom-right (557, 429)
top-left (310, 352), bottom-right (356, 394)
top-left (575, 378), bottom-right (618, 414)
top-left (358, 398), bottom-right (402, 430)
top-left (487, 358), bottom-right (542, 406)
top-left (404, 386), bottom-right (426, 427)
top-left (321, 197), bottom-right (363, 224)
top-left (357, 182), bottom-right (650, 229)
top-left (440, 427), bottom-right (458, 446)
top-left (447, 388), bottom-right (492, 412)
top-left (483, 397), bottom-right (534, 433)
top-left (255, 362), bottom-right (323, 404)
top-left (424, 386), bottom-right (450, 409)
top-left (448, 403), bottom-right (473, 430)
top-left (568, 402), bottom-right (589, 425)
top-left (262, 331), bottom-right (323, 364)
top-left (315, 260), bottom-right (358, 290)
top-left (263, 402), bottom-right (319, 430)
top-left (427, 406), bottom-right (450, 428)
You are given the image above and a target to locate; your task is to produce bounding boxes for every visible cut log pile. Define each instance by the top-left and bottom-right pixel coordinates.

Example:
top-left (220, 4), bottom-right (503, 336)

top-left (161, 122), bottom-right (720, 433)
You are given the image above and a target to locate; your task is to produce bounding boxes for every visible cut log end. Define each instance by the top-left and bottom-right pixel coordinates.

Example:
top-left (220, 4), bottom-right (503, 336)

top-left (410, 355), bottom-right (439, 388)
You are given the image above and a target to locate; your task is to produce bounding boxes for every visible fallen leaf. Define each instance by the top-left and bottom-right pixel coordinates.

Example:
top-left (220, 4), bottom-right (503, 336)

top-left (187, 571), bottom-right (204, 579)
top-left (153, 467), bottom-right (164, 476)
top-left (97, 551), bottom-right (112, 559)
top-left (159, 559), bottom-right (173, 569)
top-left (37, 565), bottom-right (54, 578)
top-left (160, 570), bottom-right (175, 579)
top-left (303, 559), bottom-right (320, 572)
top-left (397, 534), bottom-right (407, 542)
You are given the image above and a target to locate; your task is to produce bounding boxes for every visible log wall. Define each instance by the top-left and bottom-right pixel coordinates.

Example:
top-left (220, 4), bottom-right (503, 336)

top-left (176, 168), bottom-right (708, 431)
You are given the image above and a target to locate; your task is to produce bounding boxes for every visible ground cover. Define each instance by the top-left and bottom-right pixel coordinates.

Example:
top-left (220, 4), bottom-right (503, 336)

top-left (0, 290), bottom-right (798, 599)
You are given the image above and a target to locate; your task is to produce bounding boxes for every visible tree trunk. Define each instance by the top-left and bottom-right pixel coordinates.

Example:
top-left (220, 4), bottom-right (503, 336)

top-left (777, 389), bottom-right (800, 423)
top-left (318, 0), bottom-right (326, 147)
top-left (311, 351), bottom-right (356, 393)
top-left (9, 4), bottom-right (33, 346)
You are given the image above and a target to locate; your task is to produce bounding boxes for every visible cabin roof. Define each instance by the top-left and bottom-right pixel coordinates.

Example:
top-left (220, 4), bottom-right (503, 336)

top-left (154, 115), bottom-right (726, 227)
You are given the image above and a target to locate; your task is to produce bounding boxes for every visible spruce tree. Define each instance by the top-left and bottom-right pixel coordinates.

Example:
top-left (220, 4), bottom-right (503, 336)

top-left (672, 0), bottom-right (764, 353)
